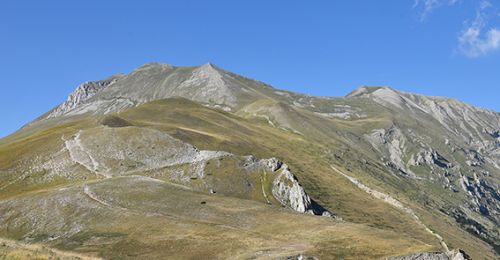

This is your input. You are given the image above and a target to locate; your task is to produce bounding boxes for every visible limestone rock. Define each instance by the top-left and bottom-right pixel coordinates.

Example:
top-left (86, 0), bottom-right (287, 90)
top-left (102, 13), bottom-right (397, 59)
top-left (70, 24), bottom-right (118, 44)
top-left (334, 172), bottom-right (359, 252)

top-left (271, 163), bottom-right (312, 213)
top-left (261, 158), bottom-right (333, 217)
top-left (47, 75), bottom-right (124, 119)
top-left (388, 249), bottom-right (470, 260)
top-left (409, 149), bottom-right (452, 168)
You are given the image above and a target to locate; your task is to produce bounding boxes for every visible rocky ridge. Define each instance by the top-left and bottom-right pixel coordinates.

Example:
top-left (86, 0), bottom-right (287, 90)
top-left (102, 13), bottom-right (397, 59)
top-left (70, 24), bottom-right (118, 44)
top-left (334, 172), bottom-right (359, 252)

top-left (36, 63), bottom-right (275, 121)
top-left (46, 75), bottom-right (124, 119)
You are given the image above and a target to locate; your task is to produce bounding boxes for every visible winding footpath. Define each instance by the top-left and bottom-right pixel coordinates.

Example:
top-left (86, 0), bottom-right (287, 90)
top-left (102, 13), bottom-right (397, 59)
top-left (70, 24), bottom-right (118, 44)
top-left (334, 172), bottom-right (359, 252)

top-left (329, 164), bottom-right (451, 254)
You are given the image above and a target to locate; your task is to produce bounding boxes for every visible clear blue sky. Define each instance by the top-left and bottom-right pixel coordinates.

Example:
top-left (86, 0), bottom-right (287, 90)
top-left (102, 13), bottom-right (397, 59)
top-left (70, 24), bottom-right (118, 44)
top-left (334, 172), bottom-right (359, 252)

top-left (1, 0), bottom-right (499, 137)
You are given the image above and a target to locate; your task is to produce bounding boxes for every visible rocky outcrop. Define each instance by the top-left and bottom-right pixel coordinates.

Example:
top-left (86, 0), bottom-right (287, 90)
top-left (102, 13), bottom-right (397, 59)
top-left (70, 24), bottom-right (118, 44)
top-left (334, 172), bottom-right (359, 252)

top-left (491, 131), bottom-right (500, 139)
top-left (271, 163), bottom-right (312, 213)
top-left (365, 126), bottom-right (416, 177)
top-left (465, 150), bottom-right (485, 167)
top-left (388, 249), bottom-right (470, 260)
top-left (46, 75), bottom-right (124, 119)
top-left (409, 149), bottom-right (452, 168)
top-left (261, 158), bottom-right (333, 217)
top-left (275, 254), bottom-right (317, 260)
top-left (459, 173), bottom-right (500, 222)
top-left (448, 208), bottom-right (492, 242)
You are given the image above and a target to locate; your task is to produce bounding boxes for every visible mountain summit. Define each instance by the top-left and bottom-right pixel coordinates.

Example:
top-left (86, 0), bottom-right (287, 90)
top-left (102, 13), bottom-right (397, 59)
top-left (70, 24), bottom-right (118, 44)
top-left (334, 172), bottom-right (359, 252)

top-left (0, 62), bottom-right (498, 259)
top-left (39, 62), bottom-right (279, 121)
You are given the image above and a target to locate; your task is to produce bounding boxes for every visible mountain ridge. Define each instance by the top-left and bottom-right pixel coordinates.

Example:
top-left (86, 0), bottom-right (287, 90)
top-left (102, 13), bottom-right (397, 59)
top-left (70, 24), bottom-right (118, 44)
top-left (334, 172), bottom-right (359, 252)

top-left (36, 63), bottom-right (498, 126)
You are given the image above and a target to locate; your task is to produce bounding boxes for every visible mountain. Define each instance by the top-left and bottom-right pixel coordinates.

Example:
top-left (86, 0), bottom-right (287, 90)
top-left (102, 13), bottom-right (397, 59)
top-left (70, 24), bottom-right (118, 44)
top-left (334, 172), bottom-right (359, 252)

top-left (36, 63), bottom-right (276, 120)
top-left (0, 62), bottom-right (498, 259)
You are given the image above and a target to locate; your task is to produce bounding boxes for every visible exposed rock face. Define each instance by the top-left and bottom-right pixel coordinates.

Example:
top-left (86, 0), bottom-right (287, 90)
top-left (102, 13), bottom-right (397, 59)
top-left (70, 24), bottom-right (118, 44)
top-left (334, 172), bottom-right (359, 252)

top-left (46, 75), bottom-right (124, 118)
top-left (365, 126), bottom-right (415, 177)
top-left (352, 86), bottom-right (500, 166)
top-left (264, 157), bottom-right (284, 172)
top-left (37, 62), bottom-right (278, 122)
top-left (409, 149), bottom-right (452, 168)
top-left (388, 249), bottom-right (470, 260)
top-left (465, 150), bottom-right (485, 167)
top-left (388, 252), bottom-right (449, 260)
top-left (487, 129), bottom-right (500, 139)
top-left (364, 125), bottom-right (499, 248)
top-left (275, 254), bottom-right (317, 260)
top-left (459, 173), bottom-right (500, 222)
top-left (349, 86), bottom-right (500, 252)
top-left (271, 163), bottom-right (312, 213)
top-left (262, 158), bottom-right (333, 217)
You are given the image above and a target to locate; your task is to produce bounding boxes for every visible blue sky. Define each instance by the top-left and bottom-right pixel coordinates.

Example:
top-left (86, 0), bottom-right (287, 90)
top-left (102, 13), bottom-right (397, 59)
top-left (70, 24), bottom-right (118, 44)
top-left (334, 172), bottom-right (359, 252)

top-left (1, 0), bottom-right (499, 137)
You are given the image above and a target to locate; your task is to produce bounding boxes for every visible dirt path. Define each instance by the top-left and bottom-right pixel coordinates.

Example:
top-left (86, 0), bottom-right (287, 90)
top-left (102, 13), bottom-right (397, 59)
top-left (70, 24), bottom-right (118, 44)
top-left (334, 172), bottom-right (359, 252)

top-left (82, 185), bottom-right (115, 208)
top-left (329, 164), bottom-right (451, 254)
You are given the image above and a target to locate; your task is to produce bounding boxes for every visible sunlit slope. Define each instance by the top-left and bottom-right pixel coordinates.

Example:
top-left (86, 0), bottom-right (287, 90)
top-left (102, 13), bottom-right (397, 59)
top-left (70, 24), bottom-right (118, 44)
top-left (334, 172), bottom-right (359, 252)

top-left (118, 98), bottom-right (498, 258)
top-left (1, 61), bottom-right (499, 258)
top-left (0, 98), bottom-right (446, 259)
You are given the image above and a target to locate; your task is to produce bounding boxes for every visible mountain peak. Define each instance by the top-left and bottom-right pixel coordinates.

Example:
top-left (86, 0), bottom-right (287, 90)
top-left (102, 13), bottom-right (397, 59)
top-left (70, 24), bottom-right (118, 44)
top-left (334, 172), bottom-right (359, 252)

top-left (346, 86), bottom-right (397, 98)
top-left (201, 62), bottom-right (216, 67)
top-left (197, 62), bottom-right (222, 73)
top-left (198, 62), bottom-right (225, 73)
top-left (346, 86), bottom-right (416, 110)
top-left (37, 61), bottom-right (272, 121)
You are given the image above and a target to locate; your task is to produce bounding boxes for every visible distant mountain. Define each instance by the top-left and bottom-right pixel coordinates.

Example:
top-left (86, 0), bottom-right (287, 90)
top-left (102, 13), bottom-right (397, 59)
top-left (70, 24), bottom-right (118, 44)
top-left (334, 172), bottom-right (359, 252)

top-left (1, 62), bottom-right (497, 259)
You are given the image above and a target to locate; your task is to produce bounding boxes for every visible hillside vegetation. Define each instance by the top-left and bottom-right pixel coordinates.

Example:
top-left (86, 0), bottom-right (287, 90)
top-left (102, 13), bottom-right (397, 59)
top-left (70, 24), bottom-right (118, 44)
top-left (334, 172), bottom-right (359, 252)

top-left (0, 63), bottom-right (498, 259)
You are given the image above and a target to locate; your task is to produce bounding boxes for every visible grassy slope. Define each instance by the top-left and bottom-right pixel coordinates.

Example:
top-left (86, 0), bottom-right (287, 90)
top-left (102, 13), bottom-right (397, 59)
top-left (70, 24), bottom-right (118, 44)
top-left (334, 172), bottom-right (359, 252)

top-left (0, 98), bottom-right (495, 259)
top-left (119, 98), bottom-right (495, 258)
top-left (0, 176), bottom-right (434, 259)
top-left (117, 99), bottom-right (442, 249)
